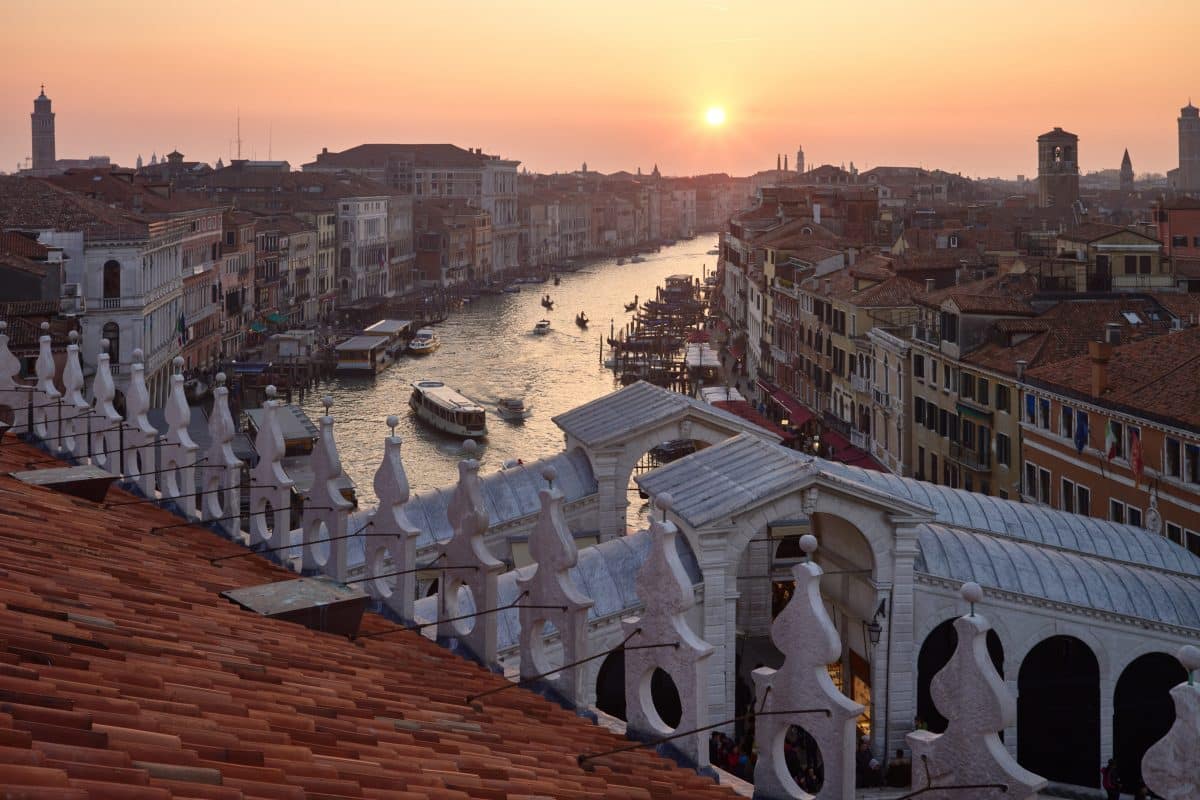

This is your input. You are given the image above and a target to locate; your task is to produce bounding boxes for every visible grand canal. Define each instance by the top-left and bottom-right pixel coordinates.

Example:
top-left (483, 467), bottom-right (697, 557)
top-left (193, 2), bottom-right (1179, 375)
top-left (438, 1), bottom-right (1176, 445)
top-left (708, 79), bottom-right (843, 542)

top-left (300, 236), bottom-right (718, 507)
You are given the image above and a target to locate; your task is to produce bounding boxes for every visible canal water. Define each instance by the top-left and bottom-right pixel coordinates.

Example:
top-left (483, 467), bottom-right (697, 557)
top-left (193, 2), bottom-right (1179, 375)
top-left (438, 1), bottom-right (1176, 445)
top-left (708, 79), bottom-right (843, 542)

top-left (300, 236), bottom-right (719, 507)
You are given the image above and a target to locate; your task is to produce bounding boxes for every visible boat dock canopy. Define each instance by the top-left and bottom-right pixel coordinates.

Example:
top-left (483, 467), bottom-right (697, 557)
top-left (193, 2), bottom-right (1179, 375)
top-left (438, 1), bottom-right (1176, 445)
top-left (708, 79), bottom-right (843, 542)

top-left (363, 319), bottom-right (413, 337)
top-left (244, 404), bottom-right (320, 446)
top-left (335, 335), bottom-right (386, 352)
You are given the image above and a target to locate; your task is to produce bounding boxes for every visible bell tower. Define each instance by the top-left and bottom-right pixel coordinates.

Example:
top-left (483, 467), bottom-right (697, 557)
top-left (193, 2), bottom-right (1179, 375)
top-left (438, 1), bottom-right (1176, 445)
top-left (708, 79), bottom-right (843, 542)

top-left (1036, 127), bottom-right (1079, 209)
top-left (30, 85), bottom-right (56, 176)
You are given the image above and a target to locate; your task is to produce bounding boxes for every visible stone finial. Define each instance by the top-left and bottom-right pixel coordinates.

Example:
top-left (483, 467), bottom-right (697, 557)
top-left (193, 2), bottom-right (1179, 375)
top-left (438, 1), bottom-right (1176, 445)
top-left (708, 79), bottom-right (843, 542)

top-left (386, 414), bottom-right (398, 435)
top-left (300, 408), bottom-right (352, 579)
top-left (752, 536), bottom-right (864, 799)
top-left (542, 464), bottom-right (557, 488)
top-left (0, 320), bottom-right (18, 392)
top-left (907, 585), bottom-right (1046, 799)
top-left (249, 389), bottom-right (294, 549)
top-left (621, 509), bottom-right (713, 767)
top-left (435, 446), bottom-right (504, 665)
top-left (1141, 645), bottom-right (1200, 799)
top-left (365, 426), bottom-right (421, 623)
top-left (172, 354), bottom-right (184, 374)
top-left (89, 336), bottom-right (122, 473)
top-left (961, 581), bottom-right (983, 614)
top-left (321, 394), bottom-right (333, 417)
top-left (100, 337), bottom-right (109, 353)
top-left (35, 322), bottom-right (58, 398)
top-left (202, 368), bottom-right (243, 535)
top-left (57, 332), bottom-right (89, 457)
top-left (121, 345), bottom-right (159, 494)
top-left (160, 360), bottom-right (199, 516)
top-left (517, 485), bottom-right (594, 705)
top-left (132, 347), bottom-right (144, 364)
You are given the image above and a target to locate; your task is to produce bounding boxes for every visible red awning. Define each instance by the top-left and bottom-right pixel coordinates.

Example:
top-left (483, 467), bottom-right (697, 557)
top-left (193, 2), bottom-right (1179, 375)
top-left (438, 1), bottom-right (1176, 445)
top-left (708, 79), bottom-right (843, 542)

top-left (769, 389), bottom-right (814, 427)
top-left (687, 330), bottom-right (711, 343)
top-left (713, 400), bottom-right (794, 440)
top-left (820, 431), bottom-right (887, 471)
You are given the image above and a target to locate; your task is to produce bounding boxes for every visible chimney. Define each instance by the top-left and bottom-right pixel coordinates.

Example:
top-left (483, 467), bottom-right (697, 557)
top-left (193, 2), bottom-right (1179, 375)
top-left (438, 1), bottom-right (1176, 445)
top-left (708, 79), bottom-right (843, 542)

top-left (924, 278), bottom-right (935, 293)
top-left (813, 203), bottom-right (821, 225)
top-left (1104, 322), bottom-right (1121, 345)
top-left (1015, 359), bottom-right (1027, 380)
top-left (1089, 341), bottom-right (1112, 397)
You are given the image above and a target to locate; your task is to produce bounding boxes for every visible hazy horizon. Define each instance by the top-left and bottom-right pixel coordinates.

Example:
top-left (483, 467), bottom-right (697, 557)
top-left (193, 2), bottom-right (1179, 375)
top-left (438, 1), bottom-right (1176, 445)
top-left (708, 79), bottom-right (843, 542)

top-left (2, 0), bottom-right (1197, 179)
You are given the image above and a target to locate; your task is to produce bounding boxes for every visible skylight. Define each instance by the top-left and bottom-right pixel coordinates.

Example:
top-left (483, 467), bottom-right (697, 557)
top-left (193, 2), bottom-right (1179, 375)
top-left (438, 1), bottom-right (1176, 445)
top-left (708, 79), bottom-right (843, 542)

top-left (1121, 311), bottom-right (1142, 325)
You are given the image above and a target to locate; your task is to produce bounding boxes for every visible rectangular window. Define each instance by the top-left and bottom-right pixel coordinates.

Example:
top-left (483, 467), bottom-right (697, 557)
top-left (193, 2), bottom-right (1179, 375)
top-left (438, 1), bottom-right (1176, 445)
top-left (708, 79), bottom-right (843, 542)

top-left (926, 404), bottom-right (938, 431)
top-left (1139, 255), bottom-right (1152, 274)
top-left (930, 454), bottom-right (938, 485)
top-left (918, 446), bottom-right (926, 480)
top-left (960, 373), bottom-right (975, 400)
top-left (1194, 236), bottom-right (1200, 248)
top-left (939, 409), bottom-right (949, 438)
top-left (1185, 444), bottom-right (1200, 484)
top-left (1166, 522), bottom-right (1183, 545)
top-left (1060, 405), bottom-right (1074, 439)
top-left (996, 385), bottom-right (1010, 413)
top-left (996, 433), bottom-right (1011, 466)
top-left (1109, 420), bottom-right (1125, 459)
top-left (943, 365), bottom-right (952, 391)
top-left (999, 489), bottom-right (1009, 500)
top-left (1061, 478), bottom-right (1076, 513)
top-left (1039, 398), bottom-right (1051, 429)
top-left (1188, 530), bottom-right (1200, 558)
top-left (1076, 485), bottom-right (1091, 516)
top-left (1110, 499), bottom-right (1125, 524)
top-left (962, 420), bottom-right (976, 450)
top-left (1024, 462), bottom-right (1037, 498)
top-left (1024, 392), bottom-right (1036, 424)
top-left (931, 360), bottom-right (938, 385)
top-left (1173, 235), bottom-right (1189, 247)
top-left (1038, 468), bottom-right (1051, 504)
top-left (1128, 506), bottom-right (1143, 528)
top-left (977, 378), bottom-right (989, 406)
top-left (914, 397), bottom-right (926, 424)
top-left (1165, 438), bottom-right (1182, 478)
top-left (913, 355), bottom-right (925, 380)
top-left (1124, 254), bottom-right (1138, 275)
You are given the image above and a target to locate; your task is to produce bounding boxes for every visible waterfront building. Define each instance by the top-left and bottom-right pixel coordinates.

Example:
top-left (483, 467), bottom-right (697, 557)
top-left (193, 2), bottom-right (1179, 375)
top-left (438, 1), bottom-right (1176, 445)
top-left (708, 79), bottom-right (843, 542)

top-left (176, 208), bottom-right (224, 372)
top-left (414, 199), bottom-right (492, 287)
top-left (219, 209), bottom-right (256, 357)
top-left (304, 144), bottom-right (518, 276)
top-left (335, 195), bottom-right (389, 303)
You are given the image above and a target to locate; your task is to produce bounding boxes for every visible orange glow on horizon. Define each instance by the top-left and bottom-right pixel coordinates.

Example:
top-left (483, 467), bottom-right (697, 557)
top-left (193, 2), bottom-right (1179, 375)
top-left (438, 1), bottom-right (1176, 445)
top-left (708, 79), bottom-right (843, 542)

top-left (1, 0), bottom-right (1197, 178)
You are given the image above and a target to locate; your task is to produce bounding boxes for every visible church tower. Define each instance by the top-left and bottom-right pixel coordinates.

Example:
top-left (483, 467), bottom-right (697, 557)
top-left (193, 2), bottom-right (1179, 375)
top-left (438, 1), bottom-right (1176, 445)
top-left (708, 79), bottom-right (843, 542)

top-left (1179, 101), bottom-right (1200, 193)
top-left (1120, 149), bottom-right (1133, 191)
top-left (796, 145), bottom-right (805, 174)
top-left (30, 85), bottom-right (56, 176)
top-left (1036, 127), bottom-right (1080, 209)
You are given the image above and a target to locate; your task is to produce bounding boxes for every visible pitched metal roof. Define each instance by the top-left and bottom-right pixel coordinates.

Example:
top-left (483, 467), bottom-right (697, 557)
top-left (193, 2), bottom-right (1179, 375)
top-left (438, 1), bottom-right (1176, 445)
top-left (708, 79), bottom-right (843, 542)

top-left (551, 380), bottom-right (782, 449)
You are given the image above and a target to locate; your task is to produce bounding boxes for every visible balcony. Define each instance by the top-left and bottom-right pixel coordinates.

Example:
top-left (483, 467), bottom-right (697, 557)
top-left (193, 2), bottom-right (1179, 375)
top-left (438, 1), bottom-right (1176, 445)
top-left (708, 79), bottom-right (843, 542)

top-left (851, 374), bottom-right (870, 394)
top-left (850, 429), bottom-right (868, 450)
top-left (949, 441), bottom-right (991, 472)
top-left (101, 297), bottom-right (122, 310)
top-left (872, 387), bottom-right (891, 408)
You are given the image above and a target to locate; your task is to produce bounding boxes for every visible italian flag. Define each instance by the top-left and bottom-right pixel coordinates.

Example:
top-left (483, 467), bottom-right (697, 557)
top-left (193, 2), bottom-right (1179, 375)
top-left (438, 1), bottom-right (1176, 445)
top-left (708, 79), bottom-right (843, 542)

top-left (1105, 421), bottom-right (1118, 461)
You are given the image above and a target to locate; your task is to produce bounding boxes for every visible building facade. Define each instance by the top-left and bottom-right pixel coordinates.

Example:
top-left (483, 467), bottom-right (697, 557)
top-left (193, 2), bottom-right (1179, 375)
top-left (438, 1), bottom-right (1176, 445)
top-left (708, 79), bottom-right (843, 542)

top-left (1037, 127), bottom-right (1080, 209)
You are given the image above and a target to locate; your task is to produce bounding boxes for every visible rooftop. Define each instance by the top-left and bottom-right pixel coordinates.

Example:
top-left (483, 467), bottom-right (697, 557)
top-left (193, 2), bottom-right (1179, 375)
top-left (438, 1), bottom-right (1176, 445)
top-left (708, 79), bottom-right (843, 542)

top-left (0, 439), bottom-right (738, 798)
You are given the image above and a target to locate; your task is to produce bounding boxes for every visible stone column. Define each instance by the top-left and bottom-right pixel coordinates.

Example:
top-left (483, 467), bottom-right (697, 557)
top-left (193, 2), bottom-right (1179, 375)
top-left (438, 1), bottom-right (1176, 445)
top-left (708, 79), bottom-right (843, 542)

top-left (879, 521), bottom-right (921, 760)
top-left (591, 449), bottom-right (625, 541)
top-left (697, 529), bottom-right (738, 732)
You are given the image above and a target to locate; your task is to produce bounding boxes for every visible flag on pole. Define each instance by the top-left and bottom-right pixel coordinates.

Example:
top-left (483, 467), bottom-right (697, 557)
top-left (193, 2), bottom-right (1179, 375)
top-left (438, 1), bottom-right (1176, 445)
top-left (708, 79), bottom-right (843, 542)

top-left (1105, 420), bottom-right (1118, 461)
top-left (1131, 429), bottom-right (1144, 488)
top-left (1073, 411), bottom-right (1089, 454)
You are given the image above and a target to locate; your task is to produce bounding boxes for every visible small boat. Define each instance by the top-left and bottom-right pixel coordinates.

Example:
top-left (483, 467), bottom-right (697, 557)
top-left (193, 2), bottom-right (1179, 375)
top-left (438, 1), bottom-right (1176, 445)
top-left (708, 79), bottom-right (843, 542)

top-left (410, 381), bottom-right (487, 438)
top-left (553, 274), bottom-right (561, 286)
top-left (617, 257), bottom-right (626, 266)
top-left (496, 397), bottom-right (530, 421)
top-left (533, 319), bottom-right (551, 335)
top-left (630, 255), bottom-right (646, 263)
top-left (575, 313), bottom-right (589, 329)
top-left (541, 295), bottom-right (554, 309)
top-left (502, 285), bottom-right (521, 294)
top-left (707, 248), bottom-right (720, 255)
top-left (624, 295), bottom-right (639, 312)
top-left (407, 328), bottom-right (440, 355)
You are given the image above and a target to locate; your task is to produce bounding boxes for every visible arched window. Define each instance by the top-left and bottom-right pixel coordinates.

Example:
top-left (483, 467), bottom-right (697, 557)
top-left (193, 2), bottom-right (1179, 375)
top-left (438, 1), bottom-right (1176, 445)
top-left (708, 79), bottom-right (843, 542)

top-left (102, 322), bottom-right (120, 364)
top-left (103, 260), bottom-right (121, 299)
top-left (1018, 635), bottom-right (1100, 787)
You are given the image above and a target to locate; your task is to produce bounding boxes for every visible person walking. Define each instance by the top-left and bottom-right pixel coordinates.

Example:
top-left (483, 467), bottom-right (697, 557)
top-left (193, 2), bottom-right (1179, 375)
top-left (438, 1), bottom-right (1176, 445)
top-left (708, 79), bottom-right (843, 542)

top-left (1101, 758), bottom-right (1121, 800)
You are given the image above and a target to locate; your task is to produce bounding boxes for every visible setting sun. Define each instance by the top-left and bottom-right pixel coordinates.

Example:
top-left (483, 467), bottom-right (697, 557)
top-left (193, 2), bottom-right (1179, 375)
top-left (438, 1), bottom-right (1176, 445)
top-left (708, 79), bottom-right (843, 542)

top-left (705, 106), bottom-right (726, 126)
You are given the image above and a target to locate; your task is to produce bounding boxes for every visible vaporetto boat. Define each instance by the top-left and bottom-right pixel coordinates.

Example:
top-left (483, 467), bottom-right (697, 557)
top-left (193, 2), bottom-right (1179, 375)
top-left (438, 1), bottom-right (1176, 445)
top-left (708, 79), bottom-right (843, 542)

top-left (409, 380), bottom-right (488, 438)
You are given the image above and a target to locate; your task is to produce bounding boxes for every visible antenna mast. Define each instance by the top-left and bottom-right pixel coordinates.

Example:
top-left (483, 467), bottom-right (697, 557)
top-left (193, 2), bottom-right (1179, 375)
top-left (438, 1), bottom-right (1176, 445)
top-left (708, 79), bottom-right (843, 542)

top-left (236, 108), bottom-right (243, 160)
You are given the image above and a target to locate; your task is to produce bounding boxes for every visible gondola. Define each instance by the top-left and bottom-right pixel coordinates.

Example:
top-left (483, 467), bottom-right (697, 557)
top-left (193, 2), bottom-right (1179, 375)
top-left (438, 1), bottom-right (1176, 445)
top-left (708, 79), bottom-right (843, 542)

top-left (553, 274), bottom-right (561, 286)
top-left (623, 294), bottom-right (638, 312)
top-left (541, 294), bottom-right (554, 309)
top-left (575, 313), bottom-right (589, 329)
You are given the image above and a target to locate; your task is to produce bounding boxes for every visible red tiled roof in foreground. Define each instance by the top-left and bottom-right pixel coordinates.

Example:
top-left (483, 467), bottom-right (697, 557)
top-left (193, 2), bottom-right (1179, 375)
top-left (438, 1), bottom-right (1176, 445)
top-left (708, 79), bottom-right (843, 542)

top-left (0, 440), bottom-right (738, 799)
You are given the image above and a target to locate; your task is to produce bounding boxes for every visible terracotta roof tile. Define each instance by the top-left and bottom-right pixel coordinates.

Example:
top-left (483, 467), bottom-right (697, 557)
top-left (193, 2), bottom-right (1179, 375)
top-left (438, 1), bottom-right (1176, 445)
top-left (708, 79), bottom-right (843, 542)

top-left (0, 441), bottom-right (739, 800)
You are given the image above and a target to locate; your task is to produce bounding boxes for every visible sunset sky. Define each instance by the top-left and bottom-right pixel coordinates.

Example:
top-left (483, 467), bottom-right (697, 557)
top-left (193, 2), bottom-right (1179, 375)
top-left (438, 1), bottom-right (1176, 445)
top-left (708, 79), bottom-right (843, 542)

top-left (2, 0), bottom-right (1197, 179)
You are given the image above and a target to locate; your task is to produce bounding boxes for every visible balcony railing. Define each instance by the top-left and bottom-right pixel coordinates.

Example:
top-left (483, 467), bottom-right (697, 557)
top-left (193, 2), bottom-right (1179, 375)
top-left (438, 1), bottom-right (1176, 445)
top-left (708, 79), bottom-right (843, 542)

top-left (873, 387), bottom-right (891, 408)
top-left (850, 430), bottom-right (868, 450)
top-left (101, 297), bottom-right (122, 310)
top-left (851, 374), bottom-right (870, 394)
top-left (949, 441), bottom-right (991, 472)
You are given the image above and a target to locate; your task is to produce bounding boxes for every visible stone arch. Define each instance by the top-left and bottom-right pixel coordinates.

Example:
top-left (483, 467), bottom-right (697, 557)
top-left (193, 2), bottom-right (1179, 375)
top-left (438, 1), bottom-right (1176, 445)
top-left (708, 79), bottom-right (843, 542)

top-left (581, 413), bottom-right (770, 541)
top-left (1112, 651), bottom-right (1185, 792)
top-left (916, 617), bottom-right (1004, 734)
top-left (1018, 635), bottom-right (1100, 788)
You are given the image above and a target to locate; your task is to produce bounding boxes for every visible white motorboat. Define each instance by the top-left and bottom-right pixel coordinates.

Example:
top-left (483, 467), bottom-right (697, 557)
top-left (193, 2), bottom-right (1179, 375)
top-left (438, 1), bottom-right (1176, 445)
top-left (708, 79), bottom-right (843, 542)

top-left (496, 397), bottom-right (530, 421)
top-left (630, 254), bottom-right (646, 263)
top-left (408, 328), bottom-right (440, 355)
top-left (533, 319), bottom-right (551, 335)
top-left (409, 380), bottom-right (487, 438)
